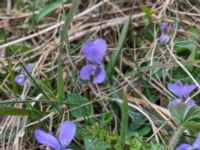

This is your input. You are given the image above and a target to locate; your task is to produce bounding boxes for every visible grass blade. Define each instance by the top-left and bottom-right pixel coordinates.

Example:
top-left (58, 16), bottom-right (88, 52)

top-left (0, 106), bottom-right (31, 116)
top-left (106, 18), bottom-right (129, 78)
top-left (8, 59), bottom-right (19, 94)
top-left (120, 88), bottom-right (128, 149)
top-left (57, 60), bottom-right (65, 101)
top-left (35, 0), bottom-right (68, 23)
top-left (57, 0), bottom-right (81, 101)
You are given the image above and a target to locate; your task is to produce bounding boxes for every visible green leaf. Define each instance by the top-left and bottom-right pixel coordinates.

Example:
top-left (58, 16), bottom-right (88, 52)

top-left (129, 111), bottom-right (147, 131)
top-left (184, 105), bottom-right (200, 122)
top-left (144, 23), bottom-right (155, 42)
top-left (174, 40), bottom-right (197, 70)
top-left (106, 18), bottom-right (129, 78)
top-left (187, 27), bottom-right (199, 41)
top-left (169, 103), bottom-right (200, 128)
top-left (101, 112), bottom-right (113, 125)
top-left (120, 88), bottom-right (128, 149)
top-left (183, 121), bottom-right (200, 131)
top-left (140, 5), bottom-right (155, 16)
top-left (34, 0), bottom-right (68, 23)
top-left (0, 106), bottom-right (31, 116)
top-left (67, 94), bottom-right (93, 118)
top-left (138, 126), bottom-right (151, 136)
top-left (84, 137), bottom-right (106, 150)
top-left (174, 40), bottom-right (197, 53)
top-left (187, 47), bottom-right (197, 70)
top-left (168, 102), bottom-right (188, 125)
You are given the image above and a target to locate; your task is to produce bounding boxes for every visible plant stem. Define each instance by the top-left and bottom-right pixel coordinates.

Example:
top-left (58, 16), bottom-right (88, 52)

top-left (168, 126), bottom-right (184, 150)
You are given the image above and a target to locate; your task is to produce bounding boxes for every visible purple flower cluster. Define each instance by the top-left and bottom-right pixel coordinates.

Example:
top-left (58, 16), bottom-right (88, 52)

top-left (167, 80), bottom-right (196, 108)
top-left (80, 38), bottom-right (107, 84)
top-left (176, 134), bottom-right (200, 150)
top-left (157, 22), bottom-right (175, 44)
top-left (15, 64), bottom-right (33, 86)
top-left (34, 121), bottom-right (76, 150)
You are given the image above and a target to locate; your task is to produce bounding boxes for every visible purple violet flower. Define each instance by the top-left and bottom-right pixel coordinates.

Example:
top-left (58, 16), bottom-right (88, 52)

top-left (168, 80), bottom-right (196, 99)
top-left (15, 74), bottom-right (26, 86)
top-left (25, 63), bottom-right (34, 73)
top-left (80, 38), bottom-right (107, 84)
top-left (157, 33), bottom-right (170, 44)
top-left (161, 22), bottom-right (168, 33)
top-left (168, 80), bottom-right (197, 108)
top-left (15, 63), bottom-right (33, 86)
top-left (176, 133), bottom-right (200, 150)
top-left (34, 121), bottom-right (76, 150)
top-left (157, 21), bottom-right (176, 44)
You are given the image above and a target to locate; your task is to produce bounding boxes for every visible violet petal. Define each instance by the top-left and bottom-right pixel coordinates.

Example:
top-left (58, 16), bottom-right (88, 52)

top-left (192, 133), bottom-right (200, 148)
top-left (162, 35), bottom-right (170, 43)
top-left (171, 99), bottom-right (182, 106)
top-left (176, 144), bottom-right (191, 150)
top-left (15, 74), bottom-right (26, 86)
top-left (188, 99), bottom-right (196, 108)
top-left (58, 121), bottom-right (76, 148)
top-left (25, 64), bottom-right (33, 72)
top-left (171, 23), bottom-right (176, 32)
top-left (82, 38), bottom-right (107, 64)
top-left (168, 80), bottom-right (183, 98)
top-left (157, 34), bottom-right (165, 42)
top-left (34, 129), bottom-right (60, 150)
top-left (168, 80), bottom-right (196, 98)
top-left (93, 65), bottom-right (106, 84)
top-left (161, 22), bottom-right (168, 33)
top-left (182, 84), bottom-right (196, 98)
top-left (157, 33), bottom-right (170, 44)
top-left (80, 64), bottom-right (94, 81)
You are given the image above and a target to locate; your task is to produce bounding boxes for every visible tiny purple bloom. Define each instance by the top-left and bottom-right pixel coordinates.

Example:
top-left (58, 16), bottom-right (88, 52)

top-left (34, 121), bottom-right (76, 150)
top-left (158, 22), bottom-right (176, 44)
top-left (167, 80), bottom-right (196, 98)
top-left (161, 22), bottom-right (168, 33)
top-left (15, 63), bottom-right (34, 86)
top-left (82, 38), bottom-right (107, 64)
top-left (80, 64), bottom-right (106, 84)
top-left (25, 64), bottom-right (33, 72)
top-left (157, 33), bottom-right (170, 44)
top-left (15, 74), bottom-right (26, 86)
top-left (170, 23), bottom-right (176, 32)
top-left (176, 133), bottom-right (200, 150)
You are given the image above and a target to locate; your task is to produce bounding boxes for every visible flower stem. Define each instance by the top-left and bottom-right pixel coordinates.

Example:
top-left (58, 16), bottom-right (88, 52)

top-left (168, 126), bottom-right (184, 150)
